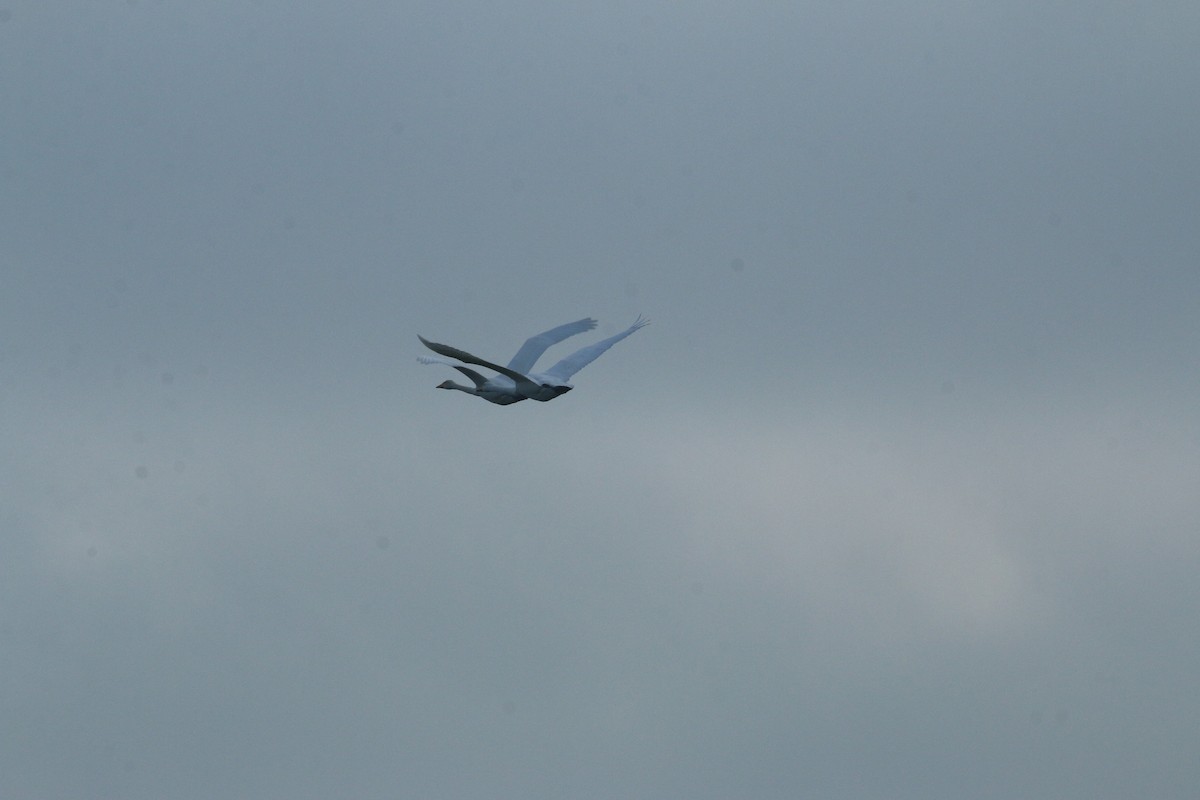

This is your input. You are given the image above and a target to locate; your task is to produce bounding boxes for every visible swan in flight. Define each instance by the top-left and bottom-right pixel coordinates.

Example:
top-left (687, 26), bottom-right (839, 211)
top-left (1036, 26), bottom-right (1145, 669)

top-left (418, 316), bottom-right (648, 404)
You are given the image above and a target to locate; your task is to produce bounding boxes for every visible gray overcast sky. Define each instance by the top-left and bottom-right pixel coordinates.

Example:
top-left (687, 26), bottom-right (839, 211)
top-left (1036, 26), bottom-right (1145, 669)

top-left (2, 1), bottom-right (1198, 798)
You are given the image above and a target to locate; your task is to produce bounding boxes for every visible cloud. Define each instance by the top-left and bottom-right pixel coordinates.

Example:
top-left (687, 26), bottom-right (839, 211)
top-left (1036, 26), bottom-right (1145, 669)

top-left (4, 363), bottom-right (1198, 798)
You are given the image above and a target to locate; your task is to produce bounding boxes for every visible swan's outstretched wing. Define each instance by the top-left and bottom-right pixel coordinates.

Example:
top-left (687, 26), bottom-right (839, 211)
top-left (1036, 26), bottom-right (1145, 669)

top-left (539, 316), bottom-right (649, 383)
top-left (417, 356), bottom-right (491, 389)
top-left (507, 318), bottom-right (598, 374)
top-left (419, 336), bottom-right (542, 393)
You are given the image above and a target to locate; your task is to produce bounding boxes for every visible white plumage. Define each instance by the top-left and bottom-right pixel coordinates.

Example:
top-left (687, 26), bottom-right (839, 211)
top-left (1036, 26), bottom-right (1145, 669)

top-left (418, 316), bottom-right (648, 405)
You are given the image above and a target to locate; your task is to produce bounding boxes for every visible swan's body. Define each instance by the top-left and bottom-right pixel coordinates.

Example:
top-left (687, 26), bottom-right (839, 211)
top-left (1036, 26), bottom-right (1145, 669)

top-left (418, 316), bottom-right (648, 405)
top-left (415, 355), bottom-right (528, 405)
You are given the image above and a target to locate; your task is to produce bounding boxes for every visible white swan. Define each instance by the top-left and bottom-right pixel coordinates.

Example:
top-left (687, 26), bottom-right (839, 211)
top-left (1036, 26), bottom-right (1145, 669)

top-left (418, 316), bottom-right (649, 404)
